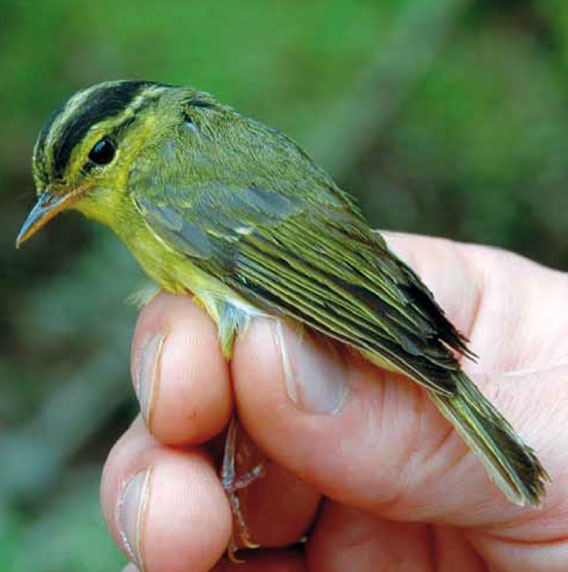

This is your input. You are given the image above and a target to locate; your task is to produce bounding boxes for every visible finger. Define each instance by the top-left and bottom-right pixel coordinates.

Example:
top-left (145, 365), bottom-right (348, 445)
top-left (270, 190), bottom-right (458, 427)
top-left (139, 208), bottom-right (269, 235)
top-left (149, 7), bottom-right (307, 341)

top-left (131, 292), bottom-right (232, 445)
top-left (101, 416), bottom-right (232, 572)
top-left (101, 418), bottom-right (319, 568)
top-left (307, 502), bottom-right (485, 572)
top-left (131, 292), bottom-right (321, 548)
top-left (236, 459), bottom-right (321, 548)
top-left (122, 551), bottom-right (307, 572)
top-left (308, 503), bottom-right (433, 572)
top-left (231, 236), bottom-right (562, 528)
top-left (212, 549), bottom-right (306, 571)
top-left (220, 423), bottom-right (321, 548)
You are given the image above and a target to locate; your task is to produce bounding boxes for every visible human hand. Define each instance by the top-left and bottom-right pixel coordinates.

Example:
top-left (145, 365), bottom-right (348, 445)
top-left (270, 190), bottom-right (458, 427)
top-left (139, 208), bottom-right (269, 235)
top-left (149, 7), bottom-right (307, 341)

top-left (101, 233), bottom-right (568, 572)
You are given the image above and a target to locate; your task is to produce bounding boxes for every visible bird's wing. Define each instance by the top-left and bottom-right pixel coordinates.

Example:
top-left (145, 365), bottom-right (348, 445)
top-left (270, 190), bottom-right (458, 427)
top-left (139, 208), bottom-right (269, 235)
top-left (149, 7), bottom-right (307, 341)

top-left (134, 182), bottom-right (470, 395)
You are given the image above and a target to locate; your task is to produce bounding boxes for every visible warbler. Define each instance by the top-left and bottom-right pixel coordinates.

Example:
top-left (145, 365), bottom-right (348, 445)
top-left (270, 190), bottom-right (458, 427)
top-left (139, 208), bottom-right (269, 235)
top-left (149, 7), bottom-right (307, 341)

top-left (17, 81), bottom-right (548, 530)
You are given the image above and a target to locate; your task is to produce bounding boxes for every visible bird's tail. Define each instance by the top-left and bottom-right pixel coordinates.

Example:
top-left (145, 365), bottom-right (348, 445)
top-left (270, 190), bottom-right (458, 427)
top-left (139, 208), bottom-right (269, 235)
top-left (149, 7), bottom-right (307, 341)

top-left (430, 372), bottom-right (548, 507)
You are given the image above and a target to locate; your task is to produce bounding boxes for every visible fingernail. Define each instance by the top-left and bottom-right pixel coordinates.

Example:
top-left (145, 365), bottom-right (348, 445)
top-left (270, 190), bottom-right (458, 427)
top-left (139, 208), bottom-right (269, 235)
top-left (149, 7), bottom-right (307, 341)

top-left (275, 322), bottom-right (349, 414)
top-left (117, 469), bottom-right (152, 572)
top-left (136, 332), bottom-right (166, 426)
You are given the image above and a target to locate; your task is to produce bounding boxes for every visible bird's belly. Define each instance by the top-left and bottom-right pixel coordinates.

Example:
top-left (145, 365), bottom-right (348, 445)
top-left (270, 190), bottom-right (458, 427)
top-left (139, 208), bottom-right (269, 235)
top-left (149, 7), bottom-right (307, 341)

top-left (122, 223), bottom-right (260, 324)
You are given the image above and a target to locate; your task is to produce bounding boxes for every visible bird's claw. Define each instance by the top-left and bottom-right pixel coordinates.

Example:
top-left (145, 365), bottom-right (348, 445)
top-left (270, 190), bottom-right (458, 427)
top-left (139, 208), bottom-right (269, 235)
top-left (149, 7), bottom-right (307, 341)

top-left (222, 416), bottom-right (266, 562)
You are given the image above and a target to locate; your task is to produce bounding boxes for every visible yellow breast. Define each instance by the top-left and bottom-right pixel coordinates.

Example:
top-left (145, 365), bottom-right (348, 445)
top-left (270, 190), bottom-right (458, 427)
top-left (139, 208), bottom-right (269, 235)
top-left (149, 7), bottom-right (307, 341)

top-left (119, 217), bottom-right (258, 325)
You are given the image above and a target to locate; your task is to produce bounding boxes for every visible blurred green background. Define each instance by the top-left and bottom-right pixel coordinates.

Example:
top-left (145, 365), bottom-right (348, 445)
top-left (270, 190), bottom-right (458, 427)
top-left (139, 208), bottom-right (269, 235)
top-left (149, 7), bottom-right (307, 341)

top-left (2, 0), bottom-right (567, 569)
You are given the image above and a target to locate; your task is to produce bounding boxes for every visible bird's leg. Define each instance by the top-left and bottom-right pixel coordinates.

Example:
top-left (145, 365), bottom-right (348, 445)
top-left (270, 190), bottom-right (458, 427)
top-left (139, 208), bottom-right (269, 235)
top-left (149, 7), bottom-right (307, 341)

top-left (221, 414), bottom-right (265, 562)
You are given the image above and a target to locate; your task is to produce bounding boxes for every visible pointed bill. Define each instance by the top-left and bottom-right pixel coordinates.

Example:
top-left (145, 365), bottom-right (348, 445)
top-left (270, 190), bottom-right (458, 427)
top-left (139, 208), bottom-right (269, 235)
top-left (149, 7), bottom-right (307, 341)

top-left (16, 187), bottom-right (85, 248)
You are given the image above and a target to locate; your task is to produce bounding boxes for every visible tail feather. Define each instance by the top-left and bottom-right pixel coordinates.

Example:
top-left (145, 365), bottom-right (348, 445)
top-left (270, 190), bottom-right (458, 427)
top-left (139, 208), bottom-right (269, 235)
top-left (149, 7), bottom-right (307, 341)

top-left (430, 373), bottom-right (548, 507)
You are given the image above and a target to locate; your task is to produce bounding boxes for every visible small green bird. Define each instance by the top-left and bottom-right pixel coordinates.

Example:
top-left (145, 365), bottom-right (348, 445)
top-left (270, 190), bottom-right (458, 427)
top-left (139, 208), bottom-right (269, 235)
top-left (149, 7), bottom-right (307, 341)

top-left (17, 81), bottom-right (548, 528)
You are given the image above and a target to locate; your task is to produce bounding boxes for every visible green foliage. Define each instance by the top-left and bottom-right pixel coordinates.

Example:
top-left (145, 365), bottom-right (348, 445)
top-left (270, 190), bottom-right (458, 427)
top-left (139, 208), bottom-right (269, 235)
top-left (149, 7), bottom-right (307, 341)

top-left (0, 470), bottom-right (125, 572)
top-left (2, 0), bottom-right (567, 569)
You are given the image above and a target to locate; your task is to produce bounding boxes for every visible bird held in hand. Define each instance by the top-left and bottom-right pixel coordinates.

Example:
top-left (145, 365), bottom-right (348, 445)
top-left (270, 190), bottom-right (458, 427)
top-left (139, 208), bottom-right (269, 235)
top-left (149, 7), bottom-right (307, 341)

top-left (17, 81), bottom-right (549, 553)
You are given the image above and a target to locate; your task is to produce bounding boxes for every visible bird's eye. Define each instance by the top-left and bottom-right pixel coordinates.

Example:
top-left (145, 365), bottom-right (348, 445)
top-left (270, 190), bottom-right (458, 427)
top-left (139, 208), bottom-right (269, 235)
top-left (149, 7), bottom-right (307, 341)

top-left (88, 137), bottom-right (116, 165)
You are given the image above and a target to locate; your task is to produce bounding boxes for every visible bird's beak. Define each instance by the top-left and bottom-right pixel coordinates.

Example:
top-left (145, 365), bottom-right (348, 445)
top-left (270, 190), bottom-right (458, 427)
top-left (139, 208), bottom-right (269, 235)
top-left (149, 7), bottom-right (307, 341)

top-left (16, 186), bottom-right (84, 248)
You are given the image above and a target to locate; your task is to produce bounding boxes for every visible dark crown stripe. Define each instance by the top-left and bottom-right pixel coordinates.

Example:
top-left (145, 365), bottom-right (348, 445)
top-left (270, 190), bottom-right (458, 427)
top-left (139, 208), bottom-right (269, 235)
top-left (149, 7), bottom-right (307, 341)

top-left (51, 81), bottom-right (156, 179)
top-left (34, 101), bottom-right (67, 184)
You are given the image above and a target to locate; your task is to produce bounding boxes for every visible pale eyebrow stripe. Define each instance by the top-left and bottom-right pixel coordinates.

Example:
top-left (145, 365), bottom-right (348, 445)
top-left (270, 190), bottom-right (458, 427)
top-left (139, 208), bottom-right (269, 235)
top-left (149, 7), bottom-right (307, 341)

top-left (34, 81), bottom-right (171, 181)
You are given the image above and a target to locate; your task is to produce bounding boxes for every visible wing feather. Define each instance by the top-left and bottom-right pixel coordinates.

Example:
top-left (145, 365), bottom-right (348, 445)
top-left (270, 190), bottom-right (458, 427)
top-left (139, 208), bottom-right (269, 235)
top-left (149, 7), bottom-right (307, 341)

top-left (135, 182), bottom-right (471, 396)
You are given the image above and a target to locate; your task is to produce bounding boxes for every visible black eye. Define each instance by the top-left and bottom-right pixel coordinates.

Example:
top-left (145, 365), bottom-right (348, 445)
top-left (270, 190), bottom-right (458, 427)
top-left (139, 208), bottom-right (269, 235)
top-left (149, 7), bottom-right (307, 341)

top-left (88, 137), bottom-right (116, 165)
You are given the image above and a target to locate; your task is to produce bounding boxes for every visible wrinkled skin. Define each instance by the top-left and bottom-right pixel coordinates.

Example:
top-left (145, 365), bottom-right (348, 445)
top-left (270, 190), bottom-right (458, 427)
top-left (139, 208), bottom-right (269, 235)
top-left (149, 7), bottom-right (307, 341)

top-left (101, 234), bottom-right (568, 572)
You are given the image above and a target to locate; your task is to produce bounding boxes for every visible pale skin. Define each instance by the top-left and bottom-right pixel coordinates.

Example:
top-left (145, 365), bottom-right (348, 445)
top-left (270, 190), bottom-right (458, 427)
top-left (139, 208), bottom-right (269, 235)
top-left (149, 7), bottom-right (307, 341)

top-left (100, 233), bottom-right (568, 572)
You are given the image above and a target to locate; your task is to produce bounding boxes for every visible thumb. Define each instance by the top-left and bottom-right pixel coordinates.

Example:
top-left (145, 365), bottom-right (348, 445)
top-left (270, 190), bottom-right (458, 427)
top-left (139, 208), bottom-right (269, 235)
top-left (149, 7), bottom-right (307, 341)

top-left (230, 234), bottom-right (562, 531)
top-left (232, 319), bottom-right (561, 528)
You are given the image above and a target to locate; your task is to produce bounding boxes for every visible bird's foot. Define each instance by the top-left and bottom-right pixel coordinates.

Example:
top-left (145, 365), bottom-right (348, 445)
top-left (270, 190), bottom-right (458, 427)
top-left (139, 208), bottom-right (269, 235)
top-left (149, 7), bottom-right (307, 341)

top-left (221, 415), bottom-right (265, 563)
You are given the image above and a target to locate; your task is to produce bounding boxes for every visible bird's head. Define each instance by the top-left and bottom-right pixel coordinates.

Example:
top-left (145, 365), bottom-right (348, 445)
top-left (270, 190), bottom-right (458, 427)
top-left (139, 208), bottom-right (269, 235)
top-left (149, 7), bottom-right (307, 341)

top-left (16, 80), bottom-right (217, 246)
